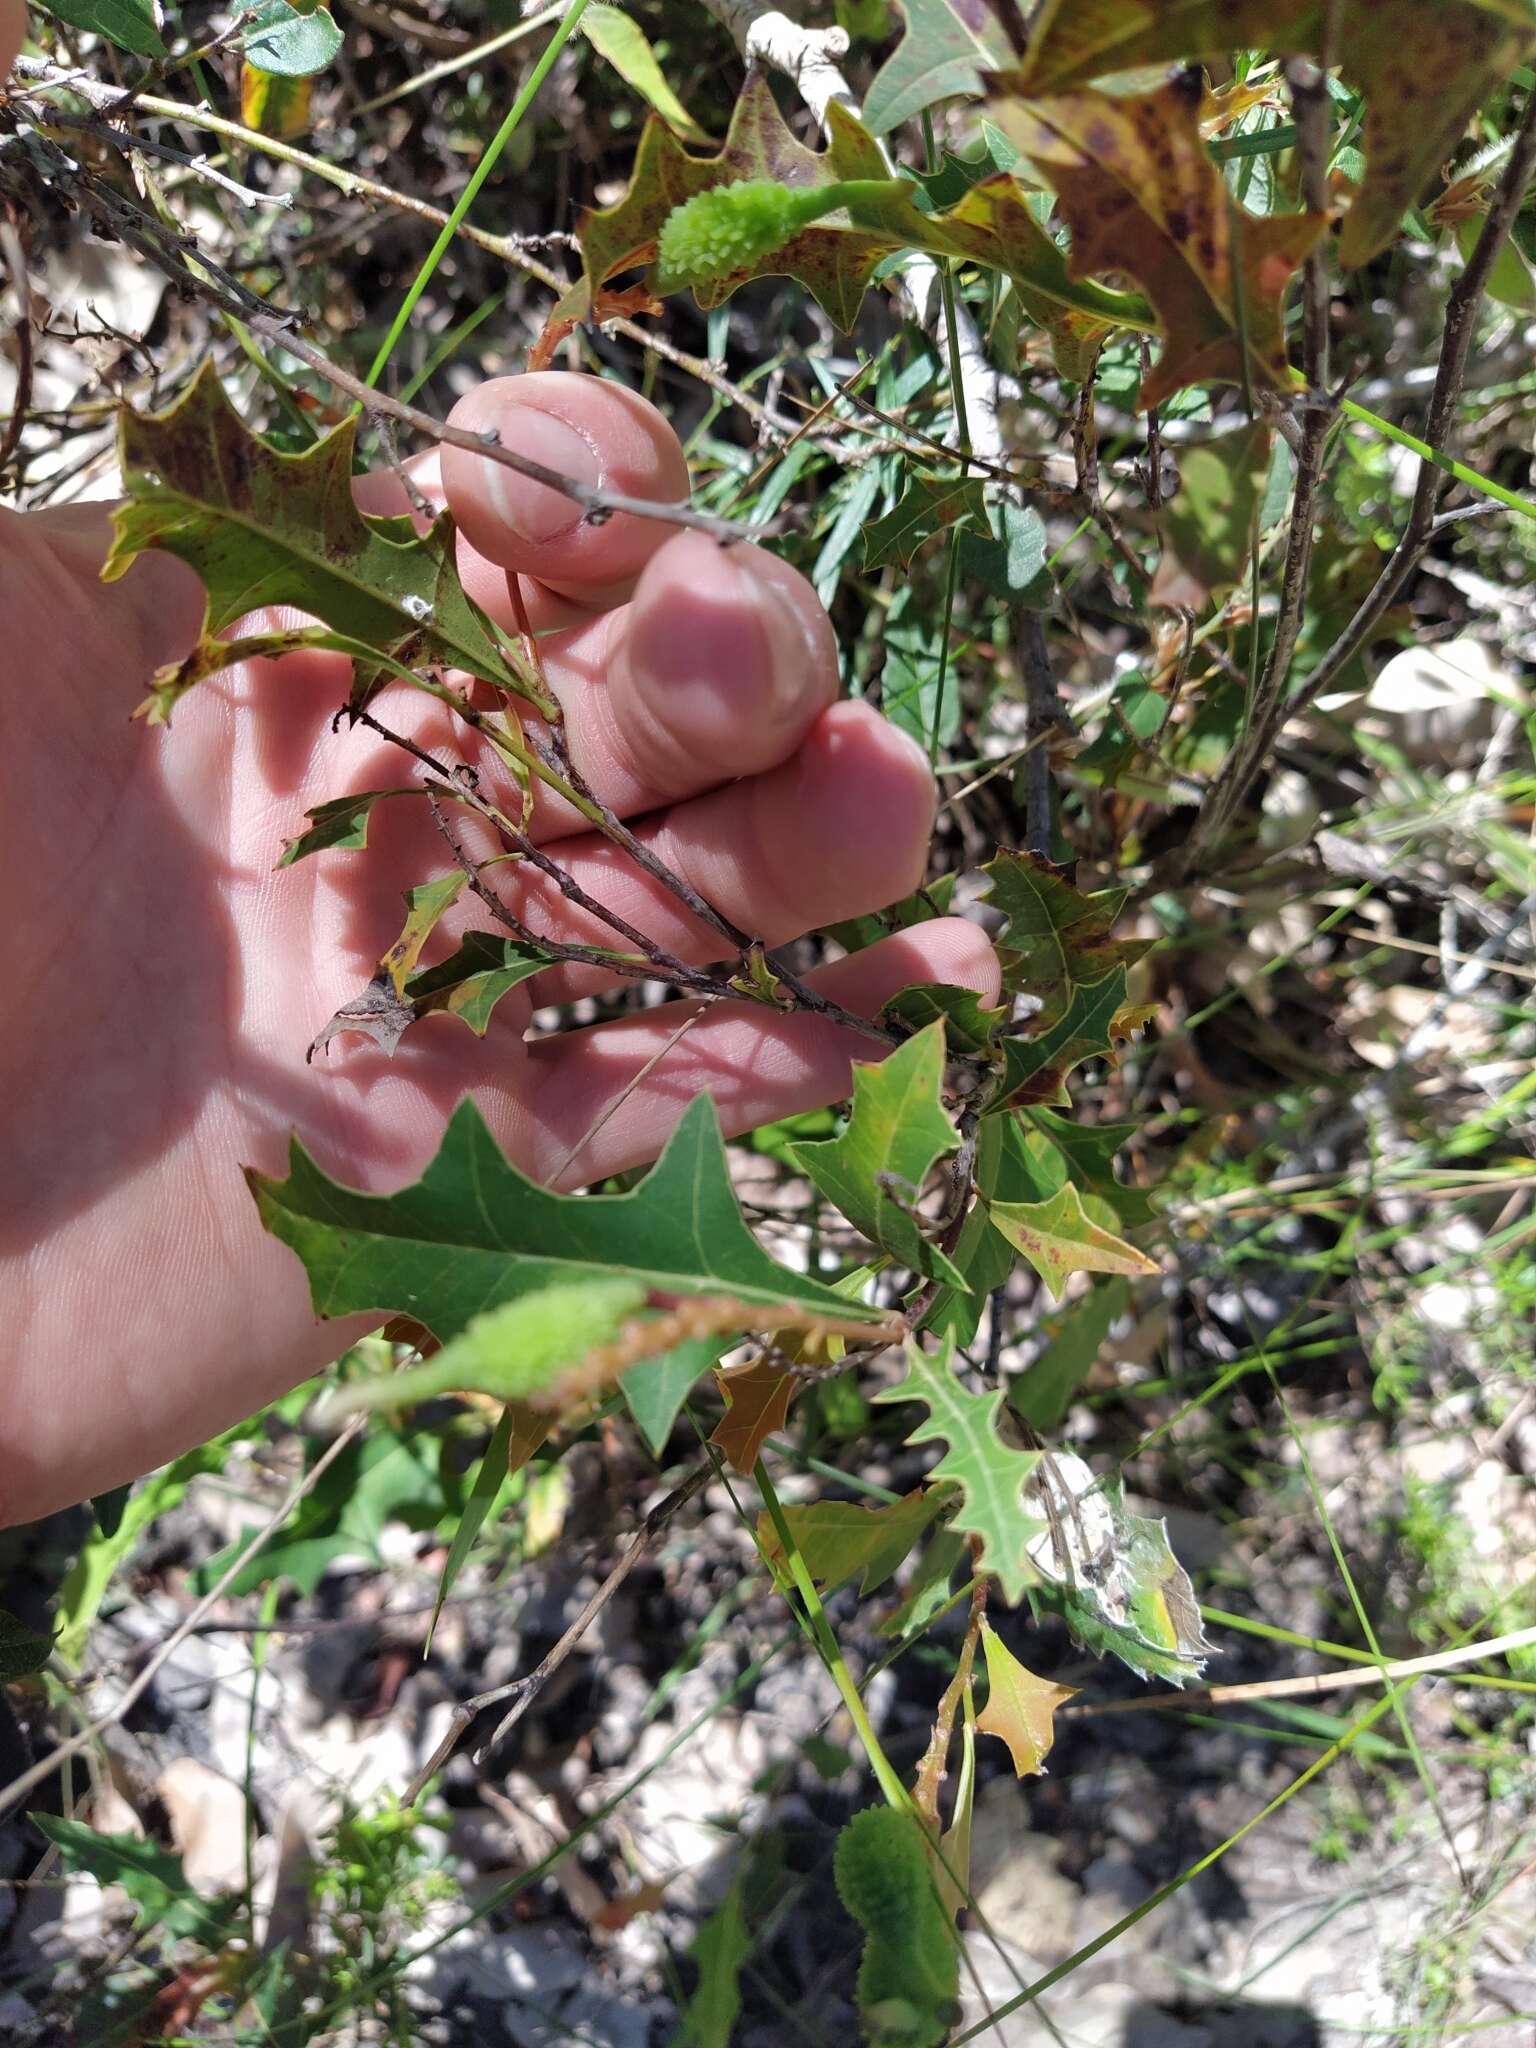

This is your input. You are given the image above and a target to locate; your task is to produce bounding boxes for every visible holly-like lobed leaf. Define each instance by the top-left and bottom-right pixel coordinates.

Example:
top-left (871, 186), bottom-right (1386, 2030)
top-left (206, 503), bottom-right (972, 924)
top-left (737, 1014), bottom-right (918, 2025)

top-left (987, 73), bottom-right (1327, 406)
top-left (863, 0), bottom-right (1017, 135)
top-left (755, 1490), bottom-right (945, 1597)
top-left (278, 788), bottom-right (422, 866)
top-left (105, 365), bottom-right (533, 715)
top-left (789, 1022), bottom-right (966, 1284)
top-left (874, 1339), bottom-right (1045, 1604)
top-left (999, 964), bottom-right (1128, 1107)
top-left (250, 1092), bottom-right (883, 1349)
top-left (976, 1623), bottom-right (1077, 1775)
top-left (1016, 0), bottom-right (1536, 268)
top-left (580, 73), bottom-right (1148, 332)
top-left (985, 851), bottom-right (1150, 1029)
top-left (710, 1353), bottom-right (801, 1474)
top-left (881, 980), bottom-right (1009, 1058)
top-left (406, 931), bottom-right (553, 1035)
top-left (863, 475), bottom-right (987, 571)
top-left (988, 1180), bottom-right (1158, 1298)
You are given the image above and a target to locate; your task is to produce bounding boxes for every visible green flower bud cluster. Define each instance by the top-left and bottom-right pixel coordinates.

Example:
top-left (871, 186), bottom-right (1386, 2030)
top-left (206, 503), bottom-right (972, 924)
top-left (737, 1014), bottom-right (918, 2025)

top-left (833, 1807), bottom-right (961, 2047)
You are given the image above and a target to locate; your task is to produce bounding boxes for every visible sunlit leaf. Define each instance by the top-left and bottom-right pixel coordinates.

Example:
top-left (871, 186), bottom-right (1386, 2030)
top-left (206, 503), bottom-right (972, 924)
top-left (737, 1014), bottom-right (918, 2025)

top-left (999, 964), bottom-right (1128, 1107)
top-left (873, 1339), bottom-right (1045, 1603)
top-left (976, 1623), bottom-right (1077, 1775)
top-left (789, 1023), bottom-right (965, 1283)
top-left (277, 788), bottom-right (421, 866)
top-left (988, 1181), bottom-right (1158, 1298)
top-left (581, 73), bottom-right (1148, 332)
top-left (242, 0), bottom-right (342, 76)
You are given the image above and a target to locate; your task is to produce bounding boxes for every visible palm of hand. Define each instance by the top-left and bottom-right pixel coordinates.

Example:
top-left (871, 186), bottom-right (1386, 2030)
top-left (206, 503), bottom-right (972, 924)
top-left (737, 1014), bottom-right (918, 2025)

top-left (0, 374), bottom-right (996, 1522)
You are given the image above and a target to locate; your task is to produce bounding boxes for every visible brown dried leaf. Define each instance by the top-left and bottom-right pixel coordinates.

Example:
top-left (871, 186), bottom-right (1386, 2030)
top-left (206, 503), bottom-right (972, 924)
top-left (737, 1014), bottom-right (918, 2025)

top-left (709, 1354), bottom-right (800, 1475)
top-left (988, 72), bottom-right (1327, 405)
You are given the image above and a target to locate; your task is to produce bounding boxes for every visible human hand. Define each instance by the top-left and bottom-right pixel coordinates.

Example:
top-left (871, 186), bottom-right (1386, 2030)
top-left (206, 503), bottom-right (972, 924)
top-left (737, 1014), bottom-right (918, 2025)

top-left (0, 371), bottom-right (998, 1524)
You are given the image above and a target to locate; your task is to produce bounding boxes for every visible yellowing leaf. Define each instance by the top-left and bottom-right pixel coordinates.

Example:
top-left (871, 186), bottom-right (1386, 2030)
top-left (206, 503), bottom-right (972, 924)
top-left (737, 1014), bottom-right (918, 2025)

top-left (1017, 0), bottom-right (1536, 268)
top-left (710, 1354), bottom-right (800, 1475)
top-left (976, 1624), bottom-right (1077, 1776)
top-left (987, 1182), bottom-right (1158, 1299)
top-left (241, 63), bottom-right (314, 139)
top-left (988, 74), bottom-right (1327, 405)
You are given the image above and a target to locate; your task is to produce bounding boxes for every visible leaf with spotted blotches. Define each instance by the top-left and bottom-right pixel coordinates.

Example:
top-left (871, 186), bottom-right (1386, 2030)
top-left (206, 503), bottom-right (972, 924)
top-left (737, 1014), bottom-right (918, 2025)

top-left (1016, 0), bottom-right (1536, 267)
top-left (987, 1181), bottom-right (1158, 1299)
top-left (580, 72), bottom-right (1147, 332)
top-left (987, 72), bottom-right (1327, 405)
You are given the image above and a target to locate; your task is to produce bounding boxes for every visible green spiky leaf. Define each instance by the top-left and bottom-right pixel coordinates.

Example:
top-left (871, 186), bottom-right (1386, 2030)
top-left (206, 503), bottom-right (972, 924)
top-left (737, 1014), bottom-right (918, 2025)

top-left (874, 1339), bottom-right (1045, 1603)
top-left (789, 1023), bottom-right (965, 1284)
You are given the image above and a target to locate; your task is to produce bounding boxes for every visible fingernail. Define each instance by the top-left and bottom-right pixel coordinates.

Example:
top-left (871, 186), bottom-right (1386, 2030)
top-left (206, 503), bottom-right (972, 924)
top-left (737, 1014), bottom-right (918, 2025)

top-left (484, 405), bottom-right (602, 543)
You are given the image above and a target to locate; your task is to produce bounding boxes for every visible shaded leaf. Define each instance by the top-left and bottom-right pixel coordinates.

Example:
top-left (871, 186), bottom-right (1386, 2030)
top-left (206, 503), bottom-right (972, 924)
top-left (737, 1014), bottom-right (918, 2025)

top-left (1016, 0), bottom-right (1536, 267)
top-left (957, 497), bottom-right (1051, 605)
top-left (1151, 420), bottom-right (1273, 611)
top-left (582, 74), bottom-right (1147, 332)
top-left (106, 366), bottom-right (532, 720)
top-left (251, 1092), bottom-right (882, 1347)
top-left (873, 1339), bottom-right (1045, 1603)
top-left (36, 0), bottom-right (163, 56)
top-left (984, 852), bottom-right (1148, 1028)
top-left (241, 63), bottom-right (315, 139)
top-left (923, 1112), bottom-right (1061, 1345)
top-left (1, 1609), bottom-right (53, 1683)
top-left (582, 2), bottom-right (712, 143)
top-left (429, 1405), bottom-right (518, 1650)
top-left (863, 0), bottom-right (1016, 135)
top-left (976, 1623), bottom-right (1077, 1775)
top-left (789, 1023), bottom-right (965, 1283)
top-left (863, 476), bottom-right (987, 571)
top-left (755, 1490), bottom-right (945, 1597)
top-left (1011, 1275), bottom-right (1130, 1430)
top-left (710, 1353), bottom-right (800, 1475)
top-left (879, 1523), bottom-right (966, 1637)
top-left (675, 1878), bottom-right (749, 2048)
top-left (988, 74), bottom-right (1327, 405)
top-left (988, 1180), bottom-right (1158, 1298)
top-left (621, 1336), bottom-right (724, 1455)
top-left (881, 980), bottom-right (1008, 1058)
top-left (30, 1818), bottom-right (232, 1944)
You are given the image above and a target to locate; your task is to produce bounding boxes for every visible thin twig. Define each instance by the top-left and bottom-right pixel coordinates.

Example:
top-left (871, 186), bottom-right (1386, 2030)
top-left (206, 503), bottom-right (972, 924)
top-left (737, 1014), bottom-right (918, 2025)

top-left (403, 1459), bottom-right (716, 1804)
top-left (1063, 1622), bottom-right (1536, 1720)
top-left (248, 317), bottom-right (761, 544)
top-left (42, 108), bottom-right (294, 209)
top-left (0, 215), bottom-right (33, 483)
